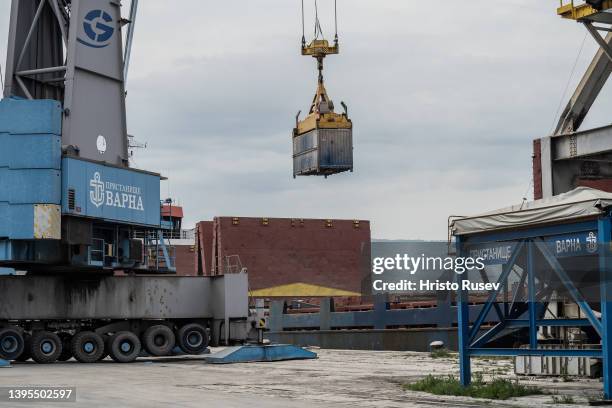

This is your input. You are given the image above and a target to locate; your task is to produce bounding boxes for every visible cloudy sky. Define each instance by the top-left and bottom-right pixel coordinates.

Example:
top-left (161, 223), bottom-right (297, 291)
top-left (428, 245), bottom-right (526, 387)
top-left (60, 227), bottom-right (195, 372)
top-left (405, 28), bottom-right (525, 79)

top-left (2, 1), bottom-right (612, 240)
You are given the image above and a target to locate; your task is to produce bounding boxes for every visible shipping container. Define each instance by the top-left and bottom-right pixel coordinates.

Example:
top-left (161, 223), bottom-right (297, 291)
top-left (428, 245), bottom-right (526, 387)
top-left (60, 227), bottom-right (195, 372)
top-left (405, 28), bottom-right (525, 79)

top-left (293, 128), bottom-right (353, 177)
top-left (195, 217), bottom-right (370, 297)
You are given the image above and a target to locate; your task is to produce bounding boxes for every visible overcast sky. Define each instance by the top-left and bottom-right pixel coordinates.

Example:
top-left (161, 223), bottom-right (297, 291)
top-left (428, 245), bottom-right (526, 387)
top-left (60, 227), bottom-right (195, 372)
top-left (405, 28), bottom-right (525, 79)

top-left (2, 1), bottom-right (612, 240)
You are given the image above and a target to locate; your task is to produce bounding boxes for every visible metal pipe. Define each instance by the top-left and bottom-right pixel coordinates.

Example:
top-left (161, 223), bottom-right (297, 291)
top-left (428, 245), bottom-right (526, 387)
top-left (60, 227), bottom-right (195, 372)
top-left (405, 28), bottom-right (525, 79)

top-left (39, 77), bottom-right (65, 84)
top-left (16, 66), bottom-right (66, 76)
top-left (15, 76), bottom-right (33, 100)
top-left (123, 0), bottom-right (139, 84)
top-left (47, 0), bottom-right (68, 44)
top-left (594, 25), bottom-right (612, 32)
top-left (15, 0), bottom-right (47, 71)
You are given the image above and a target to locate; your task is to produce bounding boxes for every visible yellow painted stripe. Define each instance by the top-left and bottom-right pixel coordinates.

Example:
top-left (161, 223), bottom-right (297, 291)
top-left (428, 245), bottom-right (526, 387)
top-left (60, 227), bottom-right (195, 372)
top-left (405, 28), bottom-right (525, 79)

top-left (251, 282), bottom-right (360, 297)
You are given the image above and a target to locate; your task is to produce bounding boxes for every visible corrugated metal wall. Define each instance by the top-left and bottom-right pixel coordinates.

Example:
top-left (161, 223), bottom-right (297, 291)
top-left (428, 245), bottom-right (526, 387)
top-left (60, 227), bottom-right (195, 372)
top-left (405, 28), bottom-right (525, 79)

top-left (318, 128), bottom-right (353, 168)
top-left (293, 129), bottom-right (353, 176)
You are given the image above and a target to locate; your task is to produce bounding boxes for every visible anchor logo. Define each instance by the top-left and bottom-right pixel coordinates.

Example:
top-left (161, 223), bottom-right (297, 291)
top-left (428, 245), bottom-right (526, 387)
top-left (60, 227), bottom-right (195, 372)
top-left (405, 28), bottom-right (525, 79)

top-left (89, 172), bottom-right (105, 208)
top-left (586, 231), bottom-right (598, 254)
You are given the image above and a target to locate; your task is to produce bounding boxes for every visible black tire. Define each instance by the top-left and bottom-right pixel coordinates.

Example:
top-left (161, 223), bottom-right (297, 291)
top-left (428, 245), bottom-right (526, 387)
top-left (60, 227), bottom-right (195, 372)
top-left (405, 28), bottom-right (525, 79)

top-left (142, 325), bottom-right (175, 356)
top-left (71, 331), bottom-right (104, 363)
top-left (0, 327), bottom-right (25, 361)
top-left (57, 333), bottom-right (73, 362)
top-left (177, 323), bottom-right (209, 354)
top-left (15, 334), bottom-right (31, 362)
top-left (30, 331), bottom-right (62, 364)
top-left (109, 331), bottom-right (141, 363)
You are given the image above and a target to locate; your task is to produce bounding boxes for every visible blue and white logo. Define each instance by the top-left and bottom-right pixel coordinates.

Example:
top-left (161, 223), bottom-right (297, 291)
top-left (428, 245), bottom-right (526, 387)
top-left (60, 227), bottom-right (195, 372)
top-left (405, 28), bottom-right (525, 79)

top-left (90, 172), bottom-right (105, 208)
top-left (89, 172), bottom-right (145, 212)
top-left (78, 9), bottom-right (114, 48)
top-left (586, 231), bottom-right (598, 254)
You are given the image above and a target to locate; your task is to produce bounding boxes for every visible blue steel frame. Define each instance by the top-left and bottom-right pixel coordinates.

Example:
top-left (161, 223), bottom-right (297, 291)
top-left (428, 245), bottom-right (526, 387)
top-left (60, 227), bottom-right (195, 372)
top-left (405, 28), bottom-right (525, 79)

top-left (456, 214), bottom-right (612, 398)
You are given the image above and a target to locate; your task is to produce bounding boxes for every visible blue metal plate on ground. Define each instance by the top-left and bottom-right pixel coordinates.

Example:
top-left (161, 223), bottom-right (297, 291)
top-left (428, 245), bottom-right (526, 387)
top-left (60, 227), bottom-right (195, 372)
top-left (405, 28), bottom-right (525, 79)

top-left (204, 344), bottom-right (317, 364)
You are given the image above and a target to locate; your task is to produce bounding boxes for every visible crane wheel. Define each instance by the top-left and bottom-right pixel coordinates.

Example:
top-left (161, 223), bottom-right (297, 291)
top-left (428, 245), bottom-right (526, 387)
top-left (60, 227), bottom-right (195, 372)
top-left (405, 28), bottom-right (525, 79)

top-left (0, 327), bottom-right (25, 361)
top-left (57, 332), bottom-right (73, 362)
top-left (30, 331), bottom-right (62, 364)
top-left (71, 331), bottom-right (104, 363)
top-left (177, 323), bottom-right (209, 354)
top-left (108, 331), bottom-right (141, 363)
top-left (142, 325), bottom-right (175, 356)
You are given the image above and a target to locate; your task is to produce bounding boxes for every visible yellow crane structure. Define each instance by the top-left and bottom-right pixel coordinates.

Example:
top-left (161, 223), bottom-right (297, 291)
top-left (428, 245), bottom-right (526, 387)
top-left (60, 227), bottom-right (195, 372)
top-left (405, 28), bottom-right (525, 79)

top-left (558, 0), bottom-right (612, 22)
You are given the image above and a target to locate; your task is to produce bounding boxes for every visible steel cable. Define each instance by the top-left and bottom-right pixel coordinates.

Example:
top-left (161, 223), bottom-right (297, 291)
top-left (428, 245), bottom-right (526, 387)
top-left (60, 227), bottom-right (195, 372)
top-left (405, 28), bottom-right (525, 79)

top-left (549, 32), bottom-right (588, 135)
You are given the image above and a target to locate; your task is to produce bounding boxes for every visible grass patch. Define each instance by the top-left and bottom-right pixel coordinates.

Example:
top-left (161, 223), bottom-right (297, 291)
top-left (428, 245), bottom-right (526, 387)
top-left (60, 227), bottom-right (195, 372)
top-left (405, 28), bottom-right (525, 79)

top-left (429, 348), bottom-right (454, 359)
top-left (550, 395), bottom-right (576, 404)
top-left (403, 374), bottom-right (544, 400)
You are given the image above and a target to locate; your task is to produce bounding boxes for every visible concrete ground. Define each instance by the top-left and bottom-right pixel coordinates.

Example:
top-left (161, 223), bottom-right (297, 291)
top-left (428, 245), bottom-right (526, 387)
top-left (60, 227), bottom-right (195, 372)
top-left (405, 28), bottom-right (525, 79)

top-left (0, 348), bottom-right (602, 407)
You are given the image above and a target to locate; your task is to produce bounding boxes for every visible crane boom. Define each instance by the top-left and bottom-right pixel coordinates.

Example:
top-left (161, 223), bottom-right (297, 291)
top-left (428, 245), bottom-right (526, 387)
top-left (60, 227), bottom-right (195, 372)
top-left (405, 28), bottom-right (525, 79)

top-left (554, 32), bottom-right (612, 135)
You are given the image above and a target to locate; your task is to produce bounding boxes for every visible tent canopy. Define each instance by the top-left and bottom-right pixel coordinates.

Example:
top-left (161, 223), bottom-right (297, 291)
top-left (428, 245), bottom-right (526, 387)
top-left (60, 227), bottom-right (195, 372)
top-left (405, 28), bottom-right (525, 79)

top-left (451, 187), bottom-right (612, 236)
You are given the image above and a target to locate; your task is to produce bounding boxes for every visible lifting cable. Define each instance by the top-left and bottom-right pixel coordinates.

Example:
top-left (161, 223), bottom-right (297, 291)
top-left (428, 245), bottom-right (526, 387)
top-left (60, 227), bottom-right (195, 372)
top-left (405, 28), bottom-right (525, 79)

top-left (301, 0), bottom-right (306, 46)
top-left (301, 0), bottom-right (338, 42)
top-left (334, 0), bottom-right (338, 42)
top-left (314, 0), bottom-right (324, 40)
top-left (549, 32), bottom-right (588, 135)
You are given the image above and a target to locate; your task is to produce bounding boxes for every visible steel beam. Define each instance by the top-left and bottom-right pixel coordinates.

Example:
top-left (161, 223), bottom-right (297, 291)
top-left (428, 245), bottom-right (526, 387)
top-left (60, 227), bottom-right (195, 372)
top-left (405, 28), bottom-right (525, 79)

top-left (505, 318), bottom-right (593, 327)
top-left (468, 241), bottom-right (525, 342)
top-left (509, 266), bottom-right (527, 314)
top-left (552, 124), bottom-right (612, 160)
top-left (16, 66), bottom-right (66, 76)
top-left (554, 31), bottom-right (612, 135)
top-left (535, 239), bottom-right (603, 336)
top-left (599, 215), bottom-right (612, 399)
top-left (47, 0), bottom-right (68, 44)
top-left (527, 242), bottom-right (538, 349)
top-left (123, 0), bottom-right (139, 83)
top-left (456, 236), bottom-right (471, 386)
top-left (14, 0), bottom-right (47, 72)
top-left (14, 76), bottom-right (33, 99)
top-left (471, 321), bottom-right (506, 348)
top-left (585, 22), bottom-right (612, 63)
top-left (470, 348), bottom-right (602, 357)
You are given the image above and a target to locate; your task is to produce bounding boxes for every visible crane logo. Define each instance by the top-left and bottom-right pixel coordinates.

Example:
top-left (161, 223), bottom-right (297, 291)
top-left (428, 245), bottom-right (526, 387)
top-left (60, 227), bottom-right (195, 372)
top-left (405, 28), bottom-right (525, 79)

top-left (90, 172), bottom-right (105, 208)
top-left (78, 9), bottom-right (114, 49)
